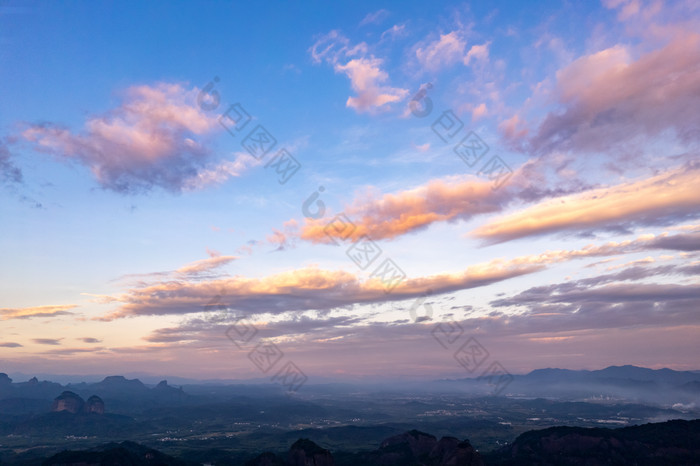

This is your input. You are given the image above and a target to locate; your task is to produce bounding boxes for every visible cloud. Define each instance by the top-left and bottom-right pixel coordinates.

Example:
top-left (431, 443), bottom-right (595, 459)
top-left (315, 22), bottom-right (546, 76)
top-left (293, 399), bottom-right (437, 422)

top-left (78, 337), bottom-right (102, 343)
top-left (21, 82), bottom-right (233, 193)
top-left (484, 272), bottom-right (700, 337)
top-left (32, 338), bottom-right (63, 346)
top-left (144, 313), bottom-right (366, 344)
top-left (414, 31), bottom-right (489, 72)
top-left (0, 304), bottom-right (77, 320)
top-left (509, 31), bottom-right (700, 153)
top-left (464, 42), bottom-right (490, 66)
top-left (40, 347), bottom-right (106, 355)
top-left (381, 24), bottom-right (406, 41)
top-left (101, 259), bottom-right (545, 320)
top-left (310, 31), bottom-right (408, 113)
top-left (176, 254), bottom-right (237, 276)
top-left (471, 103), bottom-right (488, 121)
top-left (99, 230), bottom-right (695, 321)
top-left (0, 141), bottom-right (22, 185)
top-left (602, 0), bottom-right (648, 22)
top-left (334, 57), bottom-right (409, 112)
top-left (300, 174), bottom-right (513, 244)
top-left (648, 231), bottom-right (700, 251)
top-left (181, 153), bottom-right (259, 191)
top-left (473, 164), bottom-right (700, 243)
top-left (416, 31), bottom-right (466, 71)
top-left (360, 9), bottom-right (389, 26)
top-left (0, 342), bottom-right (22, 348)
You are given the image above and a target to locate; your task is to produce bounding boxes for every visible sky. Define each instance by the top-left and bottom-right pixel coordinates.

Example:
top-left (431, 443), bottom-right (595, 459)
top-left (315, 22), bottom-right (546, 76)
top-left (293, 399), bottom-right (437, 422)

top-left (0, 0), bottom-right (699, 383)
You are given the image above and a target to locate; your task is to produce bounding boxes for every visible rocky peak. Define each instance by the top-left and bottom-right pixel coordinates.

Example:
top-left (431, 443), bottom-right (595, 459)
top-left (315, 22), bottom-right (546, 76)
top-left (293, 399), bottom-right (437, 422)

top-left (51, 391), bottom-right (85, 413)
top-left (375, 430), bottom-right (483, 466)
top-left (287, 439), bottom-right (334, 466)
top-left (85, 395), bottom-right (105, 414)
top-left (380, 429), bottom-right (439, 457)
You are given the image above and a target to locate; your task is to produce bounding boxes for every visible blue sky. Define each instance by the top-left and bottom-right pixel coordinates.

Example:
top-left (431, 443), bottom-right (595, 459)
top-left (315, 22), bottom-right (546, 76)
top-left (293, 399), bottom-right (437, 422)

top-left (1, 0), bottom-right (699, 383)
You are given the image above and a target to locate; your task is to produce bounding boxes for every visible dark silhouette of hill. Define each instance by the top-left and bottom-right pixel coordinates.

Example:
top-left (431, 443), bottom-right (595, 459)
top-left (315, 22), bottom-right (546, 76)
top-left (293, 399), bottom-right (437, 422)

top-left (12, 420), bottom-right (700, 465)
top-left (43, 440), bottom-right (189, 466)
top-left (246, 430), bottom-right (483, 466)
top-left (483, 419), bottom-right (700, 465)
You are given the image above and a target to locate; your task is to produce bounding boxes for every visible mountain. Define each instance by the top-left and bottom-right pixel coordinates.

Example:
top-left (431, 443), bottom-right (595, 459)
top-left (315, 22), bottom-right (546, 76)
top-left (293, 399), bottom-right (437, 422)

top-left (11, 420), bottom-right (700, 465)
top-left (287, 438), bottom-right (334, 466)
top-left (89, 375), bottom-right (150, 394)
top-left (50, 391), bottom-right (105, 414)
top-left (51, 391), bottom-right (84, 413)
top-left (484, 419), bottom-right (700, 465)
top-left (224, 431), bottom-right (483, 466)
top-left (590, 365), bottom-right (700, 385)
top-left (440, 365), bottom-right (700, 405)
top-left (43, 440), bottom-right (188, 466)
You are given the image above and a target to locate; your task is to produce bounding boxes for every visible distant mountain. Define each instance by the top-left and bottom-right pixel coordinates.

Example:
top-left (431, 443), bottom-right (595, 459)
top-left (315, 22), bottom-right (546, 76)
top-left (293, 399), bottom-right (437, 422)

top-left (89, 375), bottom-right (150, 394)
top-left (484, 419), bottom-right (700, 465)
top-left (590, 365), bottom-right (700, 385)
top-left (518, 365), bottom-right (700, 385)
top-left (0, 373), bottom-right (64, 400)
top-left (440, 365), bottom-right (700, 405)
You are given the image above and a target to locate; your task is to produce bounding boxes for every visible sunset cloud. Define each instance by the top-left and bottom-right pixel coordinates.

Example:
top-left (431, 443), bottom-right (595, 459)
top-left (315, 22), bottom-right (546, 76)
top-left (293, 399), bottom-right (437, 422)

top-left (509, 31), bottom-right (700, 153)
top-left (175, 254), bottom-right (237, 276)
top-left (78, 337), bottom-right (102, 343)
top-left (0, 342), bottom-right (22, 348)
top-left (32, 338), bottom-right (63, 346)
top-left (335, 57), bottom-right (409, 112)
top-left (300, 174), bottom-right (513, 244)
top-left (21, 83), bottom-right (226, 193)
top-left (414, 32), bottom-right (489, 71)
top-left (415, 31), bottom-right (466, 71)
top-left (473, 165), bottom-right (700, 243)
top-left (102, 261), bottom-right (542, 320)
top-left (310, 31), bottom-right (408, 113)
top-left (100, 231), bottom-right (693, 321)
top-left (0, 304), bottom-right (77, 320)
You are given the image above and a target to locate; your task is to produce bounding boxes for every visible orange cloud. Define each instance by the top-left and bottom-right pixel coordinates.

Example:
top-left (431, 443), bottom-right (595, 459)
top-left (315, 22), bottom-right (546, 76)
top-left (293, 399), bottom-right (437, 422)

top-left (473, 165), bottom-right (700, 243)
top-left (301, 174), bottom-right (513, 244)
top-left (0, 304), bottom-right (77, 320)
top-left (176, 255), bottom-right (237, 276)
top-left (99, 231), bottom-right (690, 321)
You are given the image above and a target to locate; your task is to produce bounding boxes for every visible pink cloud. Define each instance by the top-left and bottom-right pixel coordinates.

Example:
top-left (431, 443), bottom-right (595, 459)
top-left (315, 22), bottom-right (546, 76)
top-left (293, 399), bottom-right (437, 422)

top-left (310, 31), bottom-right (408, 113)
top-left (509, 31), bottom-right (700, 154)
top-left (334, 57), bottom-right (409, 112)
top-left (176, 255), bottom-right (237, 276)
top-left (415, 31), bottom-right (466, 71)
top-left (21, 83), bottom-right (238, 193)
top-left (464, 42), bottom-right (490, 65)
top-left (471, 103), bottom-right (488, 121)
